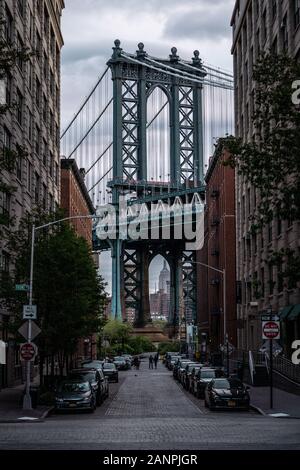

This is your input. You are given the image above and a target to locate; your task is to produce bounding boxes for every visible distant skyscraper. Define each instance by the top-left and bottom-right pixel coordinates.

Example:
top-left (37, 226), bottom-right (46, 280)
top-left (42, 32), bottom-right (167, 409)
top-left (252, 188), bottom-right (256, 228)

top-left (158, 260), bottom-right (170, 293)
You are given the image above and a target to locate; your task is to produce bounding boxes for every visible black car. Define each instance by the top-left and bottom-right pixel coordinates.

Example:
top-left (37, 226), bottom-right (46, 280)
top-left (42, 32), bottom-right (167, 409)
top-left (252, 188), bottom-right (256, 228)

top-left (194, 368), bottom-right (217, 398)
top-left (68, 368), bottom-right (108, 406)
top-left (55, 380), bottom-right (96, 412)
top-left (204, 378), bottom-right (250, 410)
top-left (103, 362), bottom-right (118, 382)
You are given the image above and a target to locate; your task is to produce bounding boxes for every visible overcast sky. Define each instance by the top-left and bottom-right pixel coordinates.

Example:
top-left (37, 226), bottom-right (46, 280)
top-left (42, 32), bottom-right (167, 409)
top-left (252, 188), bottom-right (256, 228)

top-left (60, 0), bottom-right (236, 295)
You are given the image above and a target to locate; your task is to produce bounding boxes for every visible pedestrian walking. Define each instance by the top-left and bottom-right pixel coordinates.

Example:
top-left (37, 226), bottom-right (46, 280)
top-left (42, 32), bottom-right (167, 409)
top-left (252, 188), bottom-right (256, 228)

top-left (154, 353), bottom-right (159, 369)
top-left (149, 355), bottom-right (154, 369)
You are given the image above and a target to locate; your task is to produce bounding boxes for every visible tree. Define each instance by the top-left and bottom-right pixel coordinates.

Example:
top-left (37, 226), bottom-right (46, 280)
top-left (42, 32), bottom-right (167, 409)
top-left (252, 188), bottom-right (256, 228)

top-left (103, 319), bottom-right (132, 354)
top-left (4, 211), bottom-right (107, 379)
top-left (219, 52), bottom-right (300, 288)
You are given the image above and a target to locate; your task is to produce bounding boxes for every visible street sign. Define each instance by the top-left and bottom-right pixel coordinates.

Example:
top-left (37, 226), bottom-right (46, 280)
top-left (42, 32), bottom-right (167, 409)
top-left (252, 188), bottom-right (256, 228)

top-left (15, 284), bottom-right (29, 292)
top-left (23, 305), bottom-right (37, 320)
top-left (20, 342), bottom-right (37, 361)
top-left (18, 321), bottom-right (41, 341)
top-left (261, 314), bottom-right (279, 322)
top-left (262, 321), bottom-right (280, 340)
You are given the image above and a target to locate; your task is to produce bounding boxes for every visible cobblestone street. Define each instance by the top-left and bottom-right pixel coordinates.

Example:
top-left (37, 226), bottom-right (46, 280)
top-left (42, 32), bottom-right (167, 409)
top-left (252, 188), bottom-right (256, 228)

top-left (0, 360), bottom-right (299, 450)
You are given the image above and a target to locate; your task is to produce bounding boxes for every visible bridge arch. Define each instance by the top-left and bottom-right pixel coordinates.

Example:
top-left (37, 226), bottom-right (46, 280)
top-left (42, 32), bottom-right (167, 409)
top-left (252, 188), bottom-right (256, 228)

top-left (146, 86), bottom-right (171, 183)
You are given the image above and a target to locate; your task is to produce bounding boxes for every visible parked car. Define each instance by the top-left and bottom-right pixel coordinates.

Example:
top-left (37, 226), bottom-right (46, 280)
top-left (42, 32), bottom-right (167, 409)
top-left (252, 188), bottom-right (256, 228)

top-left (194, 368), bottom-right (217, 398)
top-left (204, 378), bottom-right (250, 410)
top-left (164, 352), bottom-right (180, 366)
top-left (180, 361), bottom-right (196, 388)
top-left (189, 365), bottom-right (203, 393)
top-left (168, 355), bottom-right (182, 370)
top-left (121, 355), bottom-right (132, 369)
top-left (54, 380), bottom-right (96, 412)
top-left (103, 362), bottom-right (118, 382)
top-left (68, 368), bottom-right (108, 405)
top-left (81, 360), bottom-right (104, 370)
top-left (177, 360), bottom-right (195, 383)
top-left (183, 363), bottom-right (202, 390)
top-left (173, 359), bottom-right (189, 380)
top-left (113, 356), bottom-right (127, 370)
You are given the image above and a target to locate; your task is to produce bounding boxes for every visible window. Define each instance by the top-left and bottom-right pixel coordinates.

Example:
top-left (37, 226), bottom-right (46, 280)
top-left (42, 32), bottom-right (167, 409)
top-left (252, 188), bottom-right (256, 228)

top-left (27, 160), bottom-right (32, 191)
top-left (50, 70), bottom-right (54, 95)
top-left (56, 44), bottom-right (60, 71)
top-left (269, 265), bottom-right (274, 295)
top-left (17, 0), bottom-right (24, 18)
top-left (50, 28), bottom-right (55, 55)
top-left (0, 251), bottom-right (10, 273)
top-left (42, 183), bottom-right (47, 210)
top-left (3, 126), bottom-right (11, 152)
top-left (295, 0), bottom-right (300, 29)
top-left (43, 94), bottom-right (47, 122)
top-left (49, 152), bottom-right (53, 176)
top-left (16, 33), bottom-right (24, 71)
top-left (271, 36), bottom-right (278, 54)
top-left (28, 61), bottom-right (33, 91)
top-left (34, 172), bottom-right (40, 203)
top-left (4, 5), bottom-right (13, 44)
top-left (49, 111), bottom-right (54, 136)
top-left (44, 5), bottom-right (49, 37)
top-left (35, 125), bottom-right (40, 154)
top-left (49, 194), bottom-right (54, 213)
top-left (55, 124), bottom-right (59, 146)
top-left (0, 191), bottom-right (10, 226)
top-left (43, 138), bottom-right (47, 165)
top-left (37, 0), bottom-right (43, 19)
top-left (16, 89), bottom-right (23, 125)
top-left (272, 0), bottom-right (277, 21)
top-left (55, 162), bottom-right (59, 185)
top-left (16, 153), bottom-right (22, 181)
top-left (56, 86), bottom-right (59, 109)
top-left (36, 31), bottom-right (42, 61)
top-left (277, 263), bottom-right (283, 293)
top-left (43, 52), bottom-right (48, 81)
top-left (5, 74), bottom-right (12, 106)
top-left (282, 14), bottom-right (288, 51)
top-left (262, 9), bottom-right (267, 44)
top-left (29, 9), bottom-right (34, 42)
top-left (36, 77), bottom-right (41, 107)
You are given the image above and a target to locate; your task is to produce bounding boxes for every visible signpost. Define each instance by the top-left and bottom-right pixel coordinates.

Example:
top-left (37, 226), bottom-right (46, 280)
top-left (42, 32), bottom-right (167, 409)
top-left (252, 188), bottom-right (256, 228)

top-left (23, 305), bottom-right (37, 320)
top-left (15, 284), bottom-right (29, 292)
top-left (18, 321), bottom-right (41, 342)
top-left (262, 308), bottom-right (280, 409)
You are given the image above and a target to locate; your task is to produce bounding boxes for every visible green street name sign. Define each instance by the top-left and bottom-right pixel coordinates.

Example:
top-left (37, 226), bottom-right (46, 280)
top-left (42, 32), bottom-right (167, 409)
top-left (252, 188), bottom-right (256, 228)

top-left (15, 284), bottom-right (29, 292)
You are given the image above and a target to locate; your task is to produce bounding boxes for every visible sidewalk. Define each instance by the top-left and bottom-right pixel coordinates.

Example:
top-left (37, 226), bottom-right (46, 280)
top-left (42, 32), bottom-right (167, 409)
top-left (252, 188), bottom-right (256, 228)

top-left (249, 386), bottom-right (300, 418)
top-left (0, 383), bottom-right (51, 423)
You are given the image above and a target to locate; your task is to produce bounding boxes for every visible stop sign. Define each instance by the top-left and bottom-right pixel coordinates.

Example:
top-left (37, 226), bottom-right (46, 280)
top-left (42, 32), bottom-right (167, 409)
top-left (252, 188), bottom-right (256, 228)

top-left (20, 342), bottom-right (36, 361)
top-left (262, 321), bottom-right (280, 340)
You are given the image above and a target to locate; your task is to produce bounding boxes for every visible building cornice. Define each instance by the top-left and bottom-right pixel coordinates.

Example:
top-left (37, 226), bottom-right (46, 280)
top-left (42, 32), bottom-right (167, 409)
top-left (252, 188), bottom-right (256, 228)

top-left (61, 159), bottom-right (95, 214)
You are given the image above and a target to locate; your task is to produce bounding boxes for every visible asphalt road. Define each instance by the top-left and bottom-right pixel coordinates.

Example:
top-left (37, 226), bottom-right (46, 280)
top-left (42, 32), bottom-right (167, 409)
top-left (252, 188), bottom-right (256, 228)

top-left (0, 360), bottom-right (299, 450)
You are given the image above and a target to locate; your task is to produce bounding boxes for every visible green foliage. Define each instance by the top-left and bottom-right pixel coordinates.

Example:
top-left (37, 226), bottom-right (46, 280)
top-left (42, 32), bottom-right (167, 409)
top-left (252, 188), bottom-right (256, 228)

top-left (218, 52), bottom-right (300, 287)
top-left (128, 335), bottom-right (155, 354)
top-left (157, 341), bottom-right (180, 356)
top-left (103, 319), bottom-right (132, 344)
top-left (2, 210), bottom-right (107, 363)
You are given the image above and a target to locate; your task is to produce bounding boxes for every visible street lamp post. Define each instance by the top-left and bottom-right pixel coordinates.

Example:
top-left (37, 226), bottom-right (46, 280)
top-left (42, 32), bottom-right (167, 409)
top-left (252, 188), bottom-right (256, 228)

top-left (23, 214), bottom-right (99, 410)
top-left (191, 261), bottom-right (227, 373)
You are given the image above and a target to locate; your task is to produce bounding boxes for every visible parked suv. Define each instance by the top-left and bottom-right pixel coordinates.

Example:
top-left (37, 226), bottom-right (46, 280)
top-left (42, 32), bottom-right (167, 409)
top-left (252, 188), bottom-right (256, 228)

top-left (103, 362), bottom-right (118, 382)
top-left (69, 368), bottom-right (108, 405)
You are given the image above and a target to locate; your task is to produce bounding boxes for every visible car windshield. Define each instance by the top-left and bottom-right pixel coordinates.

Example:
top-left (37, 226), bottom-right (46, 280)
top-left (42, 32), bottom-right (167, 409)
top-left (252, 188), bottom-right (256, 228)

top-left (59, 382), bottom-right (90, 393)
top-left (103, 363), bottom-right (116, 370)
top-left (201, 370), bottom-right (216, 378)
top-left (213, 378), bottom-right (244, 389)
top-left (114, 357), bottom-right (125, 361)
top-left (82, 362), bottom-right (102, 369)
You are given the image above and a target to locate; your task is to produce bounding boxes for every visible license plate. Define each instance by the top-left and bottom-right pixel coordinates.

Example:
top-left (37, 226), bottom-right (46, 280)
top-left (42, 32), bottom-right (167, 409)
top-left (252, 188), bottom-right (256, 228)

top-left (228, 400), bottom-right (236, 407)
top-left (68, 403), bottom-right (77, 407)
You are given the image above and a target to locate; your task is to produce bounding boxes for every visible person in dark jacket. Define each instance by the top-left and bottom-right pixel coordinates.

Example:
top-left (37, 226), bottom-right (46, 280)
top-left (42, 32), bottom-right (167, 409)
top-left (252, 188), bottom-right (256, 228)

top-left (149, 355), bottom-right (154, 369)
top-left (154, 353), bottom-right (159, 369)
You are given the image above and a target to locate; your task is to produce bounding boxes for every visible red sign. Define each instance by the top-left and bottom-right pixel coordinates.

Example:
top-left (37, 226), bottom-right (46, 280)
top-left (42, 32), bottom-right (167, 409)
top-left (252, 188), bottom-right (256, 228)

top-left (262, 321), bottom-right (280, 340)
top-left (20, 342), bottom-right (36, 361)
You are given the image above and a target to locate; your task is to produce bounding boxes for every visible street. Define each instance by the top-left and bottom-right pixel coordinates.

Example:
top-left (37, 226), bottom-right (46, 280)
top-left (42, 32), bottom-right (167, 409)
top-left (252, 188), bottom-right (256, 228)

top-left (0, 359), bottom-right (299, 450)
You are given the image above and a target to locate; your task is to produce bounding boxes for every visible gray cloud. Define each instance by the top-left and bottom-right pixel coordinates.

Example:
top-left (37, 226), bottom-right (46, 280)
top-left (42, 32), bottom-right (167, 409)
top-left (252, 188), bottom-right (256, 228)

top-left (164, 4), bottom-right (234, 41)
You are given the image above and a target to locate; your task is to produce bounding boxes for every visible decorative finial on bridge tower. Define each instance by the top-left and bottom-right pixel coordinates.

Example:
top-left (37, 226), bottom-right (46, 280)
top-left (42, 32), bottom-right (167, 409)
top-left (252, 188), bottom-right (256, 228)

top-left (112, 39), bottom-right (122, 59)
top-left (169, 47), bottom-right (179, 63)
top-left (192, 50), bottom-right (202, 67)
top-left (136, 42), bottom-right (147, 59)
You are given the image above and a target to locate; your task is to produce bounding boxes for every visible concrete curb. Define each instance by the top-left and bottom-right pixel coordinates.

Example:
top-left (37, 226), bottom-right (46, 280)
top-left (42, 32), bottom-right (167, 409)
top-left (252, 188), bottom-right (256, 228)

top-left (0, 406), bottom-right (54, 424)
top-left (250, 404), bottom-right (266, 415)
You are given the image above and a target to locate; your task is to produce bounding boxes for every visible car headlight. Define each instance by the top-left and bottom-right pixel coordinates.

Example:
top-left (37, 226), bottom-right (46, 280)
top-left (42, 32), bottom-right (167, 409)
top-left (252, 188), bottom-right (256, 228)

top-left (55, 398), bottom-right (64, 403)
top-left (82, 396), bottom-right (92, 403)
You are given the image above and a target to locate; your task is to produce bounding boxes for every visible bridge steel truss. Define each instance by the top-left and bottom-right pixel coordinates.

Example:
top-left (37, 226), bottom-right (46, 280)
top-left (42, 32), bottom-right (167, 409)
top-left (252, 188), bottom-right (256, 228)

top-left (99, 40), bottom-right (208, 328)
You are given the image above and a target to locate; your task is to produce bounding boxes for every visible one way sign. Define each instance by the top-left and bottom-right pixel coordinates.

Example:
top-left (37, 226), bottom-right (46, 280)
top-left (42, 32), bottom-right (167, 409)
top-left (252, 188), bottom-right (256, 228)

top-left (23, 305), bottom-right (37, 320)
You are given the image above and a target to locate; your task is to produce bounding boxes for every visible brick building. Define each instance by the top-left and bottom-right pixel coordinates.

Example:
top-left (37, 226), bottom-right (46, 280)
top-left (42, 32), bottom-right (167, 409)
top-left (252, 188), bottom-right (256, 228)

top-left (60, 159), bottom-right (94, 246)
top-left (0, 0), bottom-right (64, 387)
top-left (197, 145), bottom-right (237, 354)
top-left (60, 158), bottom-right (97, 361)
top-left (231, 0), bottom-right (300, 352)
